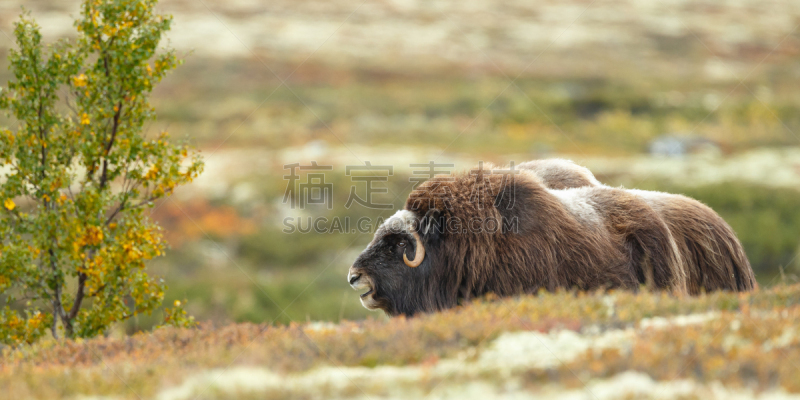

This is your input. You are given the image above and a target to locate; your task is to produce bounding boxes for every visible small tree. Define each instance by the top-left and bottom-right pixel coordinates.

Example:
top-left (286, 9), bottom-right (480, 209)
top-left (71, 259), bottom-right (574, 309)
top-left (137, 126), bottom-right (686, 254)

top-left (0, 0), bottom-right (202, 345)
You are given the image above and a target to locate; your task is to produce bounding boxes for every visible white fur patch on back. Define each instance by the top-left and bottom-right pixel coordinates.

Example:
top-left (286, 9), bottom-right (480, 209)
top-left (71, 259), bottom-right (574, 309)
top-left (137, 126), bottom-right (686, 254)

top-left (626, 188), bottom-right (672, 201)
top-left (547, 187), bottom-right (603, 227)
top-left (625, 189), bottom-right (681, 213)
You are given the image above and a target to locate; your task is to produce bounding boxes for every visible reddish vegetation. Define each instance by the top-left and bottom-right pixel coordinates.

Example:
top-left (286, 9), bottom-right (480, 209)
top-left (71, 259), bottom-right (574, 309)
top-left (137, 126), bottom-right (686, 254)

top-left (2, 285), bottom-right (800, 399)
top-left (151, 199), bottom-right (257, 247)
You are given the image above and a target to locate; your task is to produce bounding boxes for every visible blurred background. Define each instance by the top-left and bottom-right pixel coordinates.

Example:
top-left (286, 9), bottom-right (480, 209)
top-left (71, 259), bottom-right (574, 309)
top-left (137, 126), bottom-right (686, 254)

top-left (3, 0), bottom-right (800, 332)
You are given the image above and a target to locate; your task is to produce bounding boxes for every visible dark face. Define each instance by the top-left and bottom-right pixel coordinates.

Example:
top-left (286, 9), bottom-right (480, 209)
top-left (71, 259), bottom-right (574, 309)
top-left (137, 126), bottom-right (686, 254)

top-left (348, 207), bottom-right (451, 316)
top-left (347, 210), bottom-right (438, 316)
top-left (347, 229), bottom-right (422, 316)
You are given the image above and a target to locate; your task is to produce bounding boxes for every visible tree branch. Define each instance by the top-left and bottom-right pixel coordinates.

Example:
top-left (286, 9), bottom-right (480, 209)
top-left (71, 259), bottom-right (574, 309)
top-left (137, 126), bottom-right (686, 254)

top-left (98, 102), bottom-right (122, 191)
top-left (105, 193), bottom-right (157, 226)
top-left (95, 33), bottom-right (121, 191)
top-left (49, 248), bottom-right (68, 338)
top-left (68, 272), bottom-right (87, 320)
top-left (86, 283), bottom-right (107, 298)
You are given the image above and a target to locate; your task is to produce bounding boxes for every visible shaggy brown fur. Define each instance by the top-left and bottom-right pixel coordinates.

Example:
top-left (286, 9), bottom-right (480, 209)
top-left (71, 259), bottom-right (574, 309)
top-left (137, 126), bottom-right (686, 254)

top-left (348, 165), bottom-right (686, 316)
top-left (519, 159), bottom-right (757, 294)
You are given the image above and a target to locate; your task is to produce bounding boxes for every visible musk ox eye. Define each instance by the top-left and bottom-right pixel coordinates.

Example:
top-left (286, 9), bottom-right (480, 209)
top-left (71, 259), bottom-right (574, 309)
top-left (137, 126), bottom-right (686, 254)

top-left (398, 242), bottom-right (406, 248)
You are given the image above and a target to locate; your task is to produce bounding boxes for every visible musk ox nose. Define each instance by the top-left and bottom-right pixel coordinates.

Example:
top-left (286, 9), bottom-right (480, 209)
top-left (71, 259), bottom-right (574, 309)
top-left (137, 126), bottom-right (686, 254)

top-left (347, 266), bottom-right (361, 286)
top-left (348, 272), bottom-right (360, 286)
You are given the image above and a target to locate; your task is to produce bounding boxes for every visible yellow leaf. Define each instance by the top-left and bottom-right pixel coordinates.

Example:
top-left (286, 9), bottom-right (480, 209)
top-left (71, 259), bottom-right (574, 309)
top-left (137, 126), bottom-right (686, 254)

top-left (73, 74), bottom-right (87, 87)
top-left (84, 226), bottom-right (104, 246)
top-left (4, 198), bottom-right (14, 211)
top-left (144, 165), bottom-right (159, 180)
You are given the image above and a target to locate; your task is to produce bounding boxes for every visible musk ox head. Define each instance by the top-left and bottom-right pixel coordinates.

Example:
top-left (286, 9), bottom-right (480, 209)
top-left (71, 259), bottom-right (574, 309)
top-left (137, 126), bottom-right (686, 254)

top-left (347, 210), bottom-right (433, 316)
top-left (347, 167), bottom-right (530, 317)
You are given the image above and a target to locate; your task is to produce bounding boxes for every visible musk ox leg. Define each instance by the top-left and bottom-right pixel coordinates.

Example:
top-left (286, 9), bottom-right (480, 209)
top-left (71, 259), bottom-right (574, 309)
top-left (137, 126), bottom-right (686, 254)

top-left (593, 190), bottom-right (688, 294)
top-left (626, 217), bottom-right (687, 294)
top-left (654, 195), bottom-right (757, 294)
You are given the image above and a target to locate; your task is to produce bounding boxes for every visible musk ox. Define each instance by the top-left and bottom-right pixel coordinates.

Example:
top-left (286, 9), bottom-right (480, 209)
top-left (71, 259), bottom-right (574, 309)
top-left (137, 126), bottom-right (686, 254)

top-left (518, 159), bottom-right (757, 294)
top-left (348, 164), bottom-right (688, 316)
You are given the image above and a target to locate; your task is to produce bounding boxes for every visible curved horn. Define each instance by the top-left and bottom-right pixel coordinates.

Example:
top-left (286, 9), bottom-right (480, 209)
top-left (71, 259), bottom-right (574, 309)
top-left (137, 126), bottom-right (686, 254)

top-left (403, 230), bottom-right (425, 268)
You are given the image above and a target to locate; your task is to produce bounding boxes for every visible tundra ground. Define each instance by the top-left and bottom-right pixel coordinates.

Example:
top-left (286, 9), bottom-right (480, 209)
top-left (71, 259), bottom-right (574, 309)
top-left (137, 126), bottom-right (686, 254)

top-left (3, 284), bottom-right (800, 399)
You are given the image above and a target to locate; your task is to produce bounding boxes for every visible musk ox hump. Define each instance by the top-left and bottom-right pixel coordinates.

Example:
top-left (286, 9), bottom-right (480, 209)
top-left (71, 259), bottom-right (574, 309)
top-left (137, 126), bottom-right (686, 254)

top-left (518, 159), bottom-right (601, 190)
top-left (405, 167), bottom-right (548, 237)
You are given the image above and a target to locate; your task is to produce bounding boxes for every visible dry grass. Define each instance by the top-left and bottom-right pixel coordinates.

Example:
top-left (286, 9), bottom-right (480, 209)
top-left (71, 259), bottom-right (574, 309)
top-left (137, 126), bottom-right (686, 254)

top-left (2, 284), bottom-right (800, 399)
